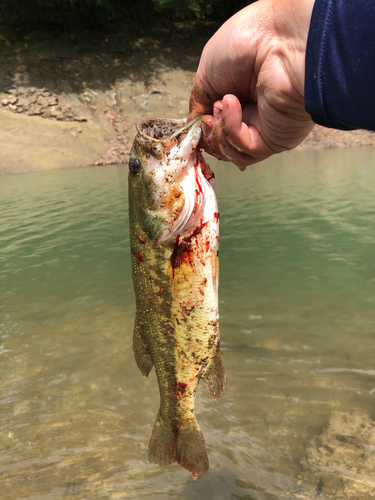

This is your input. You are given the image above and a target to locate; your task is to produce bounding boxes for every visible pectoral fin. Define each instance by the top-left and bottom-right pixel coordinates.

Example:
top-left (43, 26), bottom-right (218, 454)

top-left (203, 343), bottom-right (225, 401)
top-left (133, 314), bottom-right (153, 377)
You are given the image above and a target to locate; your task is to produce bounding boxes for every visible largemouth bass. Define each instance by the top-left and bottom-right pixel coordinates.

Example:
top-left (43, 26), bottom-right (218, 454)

top-left (128, 116), bottom-right (225, 478)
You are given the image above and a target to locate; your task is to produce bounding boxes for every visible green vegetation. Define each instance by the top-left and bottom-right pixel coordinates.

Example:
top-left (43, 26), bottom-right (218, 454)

top-left (0, 0), bottom-right (252, 39)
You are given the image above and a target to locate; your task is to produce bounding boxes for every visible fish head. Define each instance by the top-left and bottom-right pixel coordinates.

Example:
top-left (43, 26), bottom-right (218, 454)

top-left (128, 117), bottom-right (204, 244)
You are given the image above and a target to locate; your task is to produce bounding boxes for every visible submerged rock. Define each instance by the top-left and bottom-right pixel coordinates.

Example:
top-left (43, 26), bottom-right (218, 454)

top-left (301, 411), bottom-right (375, 499)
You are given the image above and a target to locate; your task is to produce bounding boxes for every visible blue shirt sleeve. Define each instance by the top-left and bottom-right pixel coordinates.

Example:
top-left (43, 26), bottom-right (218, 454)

top-left (305, 0), bottom-right (375, 131)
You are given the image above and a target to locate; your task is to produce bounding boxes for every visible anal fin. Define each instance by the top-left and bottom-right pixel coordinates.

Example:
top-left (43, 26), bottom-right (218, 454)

top-left (133, 314), bottom-right (153, 377)
top-left (203, 343), bottom-right (225, 401)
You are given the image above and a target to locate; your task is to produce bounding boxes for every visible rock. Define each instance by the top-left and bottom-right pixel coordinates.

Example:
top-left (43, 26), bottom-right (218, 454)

top-left (28, 105), bottom-right (43, 116)
top-left (301, 411), bottom-right (375, 500)
top-left (37, 95), bottom-right (51, 107)
top-left (19, 95), bottom-right (37, 106)
top-left (45, 96), bottom-right (58, 106)
top-left (0, 85), bottom-right (84, 123)
top-left (49, 106), bottom-right (64, 119)
top-left (2, 96), bottom-right (18, 106)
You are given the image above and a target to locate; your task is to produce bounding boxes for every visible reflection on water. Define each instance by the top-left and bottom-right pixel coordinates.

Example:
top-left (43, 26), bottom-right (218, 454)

top-left (1, 147), bottom-right (375, 499)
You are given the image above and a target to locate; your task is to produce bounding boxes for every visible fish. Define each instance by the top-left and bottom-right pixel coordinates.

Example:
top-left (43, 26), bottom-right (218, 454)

top-left (128, 116), bottom-right (225, 478)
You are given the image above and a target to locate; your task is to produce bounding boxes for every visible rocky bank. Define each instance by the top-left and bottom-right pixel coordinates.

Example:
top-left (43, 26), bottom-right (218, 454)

top-left (0, 32), bottom-right (203, 173)
top-left (0, 33), bottom-right (374, 174)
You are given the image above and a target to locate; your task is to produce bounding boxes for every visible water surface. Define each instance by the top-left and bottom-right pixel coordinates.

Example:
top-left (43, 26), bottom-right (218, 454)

top-left (1, 147), bottom-right (375, 499)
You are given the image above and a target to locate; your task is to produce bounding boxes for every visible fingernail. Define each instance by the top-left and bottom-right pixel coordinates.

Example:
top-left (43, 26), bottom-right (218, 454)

top-left (222, 97), bottom-right (228, 114)
top-left (213, 106), bottom-right (221, 123)
top-left (215, 100), bottom-right (223, 111)
top-left (201, 120), bottom-right (211, 137)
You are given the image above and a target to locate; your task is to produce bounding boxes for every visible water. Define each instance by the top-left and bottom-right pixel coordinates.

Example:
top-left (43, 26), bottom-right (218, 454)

top-left (1, 147), bottom-right (375, 499)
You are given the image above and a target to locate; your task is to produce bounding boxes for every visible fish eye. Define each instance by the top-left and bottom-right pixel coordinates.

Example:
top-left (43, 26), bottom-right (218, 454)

top-left (129, 157), bottom-right (141, 174)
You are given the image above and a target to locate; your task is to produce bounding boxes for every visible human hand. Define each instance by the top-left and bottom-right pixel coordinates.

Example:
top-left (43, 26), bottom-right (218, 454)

top-left (188, 0), bottom-right (316, 169)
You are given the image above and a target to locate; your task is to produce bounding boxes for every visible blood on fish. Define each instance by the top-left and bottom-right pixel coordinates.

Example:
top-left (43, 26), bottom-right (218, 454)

top-left (194, 160), bottom-right (203, 195)
top-left (183, 223), bottom-right (208, 244)
top-left (205, 236), bottom-right (210, 252)
top-left (170, 222), bottom-right (210, 278)
top-left (197, 149), bottom-right (215, 185)
top-left (175, 381), bottom-right (188, 396)
top-left (131, 248), bottom-right (144, 263)
top-left (170, 235), bottom-right (194, 278)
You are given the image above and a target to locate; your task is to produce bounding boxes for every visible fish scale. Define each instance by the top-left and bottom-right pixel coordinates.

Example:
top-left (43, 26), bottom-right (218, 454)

top-left (128, 116), bottom-right (225, 477)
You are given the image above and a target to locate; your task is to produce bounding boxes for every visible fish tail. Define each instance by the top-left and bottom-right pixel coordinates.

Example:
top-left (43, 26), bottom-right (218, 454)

top-left (148, 413), bottom-right (209, 475)
top-left (176, 423), bottom-right (209, 475)
top-left (148, 413), bottom-right (177, 466)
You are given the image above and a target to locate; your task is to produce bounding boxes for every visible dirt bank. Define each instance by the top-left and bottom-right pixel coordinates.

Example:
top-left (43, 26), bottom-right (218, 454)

top-left (0, 34), bottom-right (374, 173)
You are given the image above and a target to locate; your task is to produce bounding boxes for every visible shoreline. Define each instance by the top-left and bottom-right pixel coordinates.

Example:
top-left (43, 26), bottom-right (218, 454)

top-left (0, 38), bottom-right (374, 174)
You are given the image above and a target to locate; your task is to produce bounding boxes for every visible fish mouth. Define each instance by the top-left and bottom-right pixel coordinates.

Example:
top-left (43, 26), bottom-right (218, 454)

top-left (136, 117), bottom-right (201, 160)
top-left (136, 116), bottom-right (201, 141)
top-left (135, 116), bottom-right (216, 245)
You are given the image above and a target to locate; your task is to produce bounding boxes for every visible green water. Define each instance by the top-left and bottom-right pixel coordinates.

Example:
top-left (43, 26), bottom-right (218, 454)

top-left (1, 147), bottom-right (375, 499)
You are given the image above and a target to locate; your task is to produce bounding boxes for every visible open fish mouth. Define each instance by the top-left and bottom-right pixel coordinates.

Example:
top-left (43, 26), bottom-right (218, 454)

top-left (136, 117), bottom-right (190, 141)
top-left (135, 117), bottom-right (217, 245)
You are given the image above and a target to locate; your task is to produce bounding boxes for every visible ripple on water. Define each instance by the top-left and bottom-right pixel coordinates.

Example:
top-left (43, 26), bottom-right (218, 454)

top-left (0, 149), bottom-right (375, 499)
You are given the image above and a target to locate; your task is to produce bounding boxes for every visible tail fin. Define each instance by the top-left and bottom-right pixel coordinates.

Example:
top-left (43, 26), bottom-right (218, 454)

top-left (176, 425), bottom-right (209, 474)
top-left (148, 413), bottom-right (209, 475)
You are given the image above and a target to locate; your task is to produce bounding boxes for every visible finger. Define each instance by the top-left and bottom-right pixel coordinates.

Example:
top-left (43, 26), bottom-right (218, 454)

top-left (188, 72), bottom-right (221, 122)
top-left (200, 115), bottom-right (225, 161)
top-left (211, 105), bottom-right (256, 170)
top-left (221, 95), bottom-right (276, 158)
top-left (201, 101), bottom-right (274, 169)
